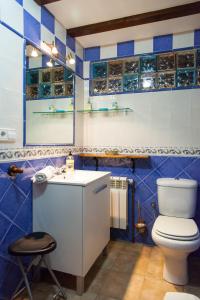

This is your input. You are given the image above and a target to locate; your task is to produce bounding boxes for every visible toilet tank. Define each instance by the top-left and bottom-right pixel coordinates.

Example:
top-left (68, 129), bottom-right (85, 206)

top-left (157, 178), bottom-right (198, 218)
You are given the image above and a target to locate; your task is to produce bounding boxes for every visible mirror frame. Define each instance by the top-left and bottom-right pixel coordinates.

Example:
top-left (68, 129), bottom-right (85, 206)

top-left (24, 39), bottom-right (75, 147)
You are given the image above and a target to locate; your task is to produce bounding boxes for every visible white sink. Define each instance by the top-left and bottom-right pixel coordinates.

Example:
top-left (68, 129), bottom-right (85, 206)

top-left (48, 170), bottom-right (111, 186)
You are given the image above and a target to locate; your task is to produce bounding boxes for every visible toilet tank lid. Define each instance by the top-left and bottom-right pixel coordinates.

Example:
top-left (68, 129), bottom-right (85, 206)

top-left (157, 178), bottom-right (198, 188)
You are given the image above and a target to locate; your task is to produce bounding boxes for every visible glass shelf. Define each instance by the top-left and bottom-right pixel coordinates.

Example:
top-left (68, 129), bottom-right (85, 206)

top-left (77, 108), bottom-right (133, 113)
top-left (33, 110), bottom-right (74, 115)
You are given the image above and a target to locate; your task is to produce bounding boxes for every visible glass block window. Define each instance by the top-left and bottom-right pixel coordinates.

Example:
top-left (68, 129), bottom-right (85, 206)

top-left (157, 72), bottom-right (175, 89)
top-left (123, 75), bottom-right (139, 92)
top-left (108, 78), bottom-right (122, 93)
top-left (26, 66), bottom-right (74, 100)
top-left (177, 69), bottom-right (195, 87)
top-left (140, 55), bottom-right (156, 73)
top-left (197, 70), bottom-right (200, 86)
top-left (177, 51), bottom-right (195, 69)
top-left (157, 53), bottom-right (175, 71)
top-left (124, 58), bottom-right (139, 74)
top-left (197, 50), bottom-right (200, 68)
top-left (93, 79), bottom-right (107, 95)
top-left (140, 73), bottom-right (157, 90)
top-left (92, 62), bottom-right (107, 78)
top-left (108, 61), bottom-right (123, 77)
top-left (90, 48), bottom-right (199, 95)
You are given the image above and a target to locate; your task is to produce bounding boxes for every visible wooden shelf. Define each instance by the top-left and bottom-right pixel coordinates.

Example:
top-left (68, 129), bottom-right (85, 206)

top-left (79, 153), bottom-right (149, 172)
top-left (79, 153), bottom-right (149, 159)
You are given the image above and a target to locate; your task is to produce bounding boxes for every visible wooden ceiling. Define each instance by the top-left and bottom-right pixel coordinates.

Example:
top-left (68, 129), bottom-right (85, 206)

top-left (68, 1), bottom-right (200, 37)
top-left (34, 0), bottom-right (61, 5)
top-left (35, 0), bottom-right (200, 37)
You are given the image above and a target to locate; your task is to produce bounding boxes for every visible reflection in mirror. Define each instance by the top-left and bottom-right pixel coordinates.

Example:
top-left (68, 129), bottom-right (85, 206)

top-left (25, 43), bottom-right (74, 145)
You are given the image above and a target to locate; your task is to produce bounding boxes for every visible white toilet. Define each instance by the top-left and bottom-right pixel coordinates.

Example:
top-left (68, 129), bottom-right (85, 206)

top-left (164, 292), bottom-right (200, 300)
top-left (152, 178), bottom-right (200, 285)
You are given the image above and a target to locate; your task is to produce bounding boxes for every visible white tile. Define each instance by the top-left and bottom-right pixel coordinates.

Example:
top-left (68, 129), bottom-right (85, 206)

top-left (41, 25), bottom-right (55, 47)
top-left (100, 44), bottom-right (117, 59)
top-left (75, 40), bottom-right (83, 59)
top-left (23, 0), bottom-right (41, 22)
top-left (66, 46), bottom-right (75, 71)
top-left (29, 56), bottom-right (42, 69)
top-left (83, 61), bottom-right (90, 79)
top-left (55, 19), bottom-right (66, 44)
top-left (134, 38), bottom-right (153, 55)
top-left (173, 31), bottom-right (194, 49)
top-left (0, 0), bottom-right (23, 35)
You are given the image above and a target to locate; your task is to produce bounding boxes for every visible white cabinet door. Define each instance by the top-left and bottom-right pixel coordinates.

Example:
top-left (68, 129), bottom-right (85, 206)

top-left (82, 176), bottom-right (110, 275)
top-left (33, 183), bottom-right (83, 276)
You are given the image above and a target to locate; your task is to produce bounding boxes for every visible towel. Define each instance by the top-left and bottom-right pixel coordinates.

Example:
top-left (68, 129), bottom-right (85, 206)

top-left (32, 166), bottom-right (56, 184)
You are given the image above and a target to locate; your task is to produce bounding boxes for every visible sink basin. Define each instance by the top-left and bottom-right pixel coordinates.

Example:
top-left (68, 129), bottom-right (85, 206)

top-left (48, 170), bottom-right (111, 186)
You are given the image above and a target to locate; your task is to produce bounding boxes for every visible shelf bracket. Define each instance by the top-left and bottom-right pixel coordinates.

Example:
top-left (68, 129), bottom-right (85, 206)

top-left (131, 158), bottom-right (135, 173)
top-left (94, 157), bottom-right (99, 171)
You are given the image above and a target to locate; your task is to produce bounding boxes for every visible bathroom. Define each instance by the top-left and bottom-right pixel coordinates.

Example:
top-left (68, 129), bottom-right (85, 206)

top-left (1, 0), bottom-right (200, 299)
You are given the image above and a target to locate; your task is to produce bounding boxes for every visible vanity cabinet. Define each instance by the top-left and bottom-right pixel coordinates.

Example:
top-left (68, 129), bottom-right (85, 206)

top-left (33, 170), bottom-right (110, 294)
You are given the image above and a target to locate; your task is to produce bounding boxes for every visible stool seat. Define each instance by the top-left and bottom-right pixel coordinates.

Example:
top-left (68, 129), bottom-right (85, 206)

top-left (8, 232), bottom-right (56, 256)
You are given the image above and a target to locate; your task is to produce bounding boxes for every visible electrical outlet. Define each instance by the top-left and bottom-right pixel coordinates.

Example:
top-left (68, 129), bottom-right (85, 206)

top-left (0, 129), bottom-right (8, 141)
top-left (0, 128), bottom-right (16, 142)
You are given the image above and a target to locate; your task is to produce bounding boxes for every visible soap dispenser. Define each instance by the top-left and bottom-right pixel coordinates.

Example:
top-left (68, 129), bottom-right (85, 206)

top-left (66, 151), bottom-right (74, 174)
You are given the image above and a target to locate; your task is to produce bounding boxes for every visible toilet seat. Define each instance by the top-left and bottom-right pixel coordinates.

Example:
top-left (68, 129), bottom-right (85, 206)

top-left (164, 292), bottom-right (200, 300)
top-left (154, 216), bottom-right (199, 241)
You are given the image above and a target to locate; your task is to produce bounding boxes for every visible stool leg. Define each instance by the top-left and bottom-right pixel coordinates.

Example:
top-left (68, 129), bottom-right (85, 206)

top-left (11, 257), bottom-right (36, 300)
top-left (43, 256), bottom-right (67, 299)
top-left (17, 257), bottom-right (33, 300)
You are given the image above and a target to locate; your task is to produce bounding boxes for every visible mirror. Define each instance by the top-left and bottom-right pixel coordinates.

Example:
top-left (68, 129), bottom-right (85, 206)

top-left (25, 42), bottom-right (74, 145)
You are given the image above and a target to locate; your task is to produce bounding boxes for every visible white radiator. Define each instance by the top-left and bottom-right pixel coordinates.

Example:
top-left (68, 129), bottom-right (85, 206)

top-left (110, 176), bottom-right (128, 229)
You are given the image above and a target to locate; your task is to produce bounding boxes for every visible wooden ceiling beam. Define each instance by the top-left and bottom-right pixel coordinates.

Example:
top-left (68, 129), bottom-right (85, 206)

top-left (67, 1), bottom-right (200, 37)
top-left (34, 0), bottom-right (61, 5)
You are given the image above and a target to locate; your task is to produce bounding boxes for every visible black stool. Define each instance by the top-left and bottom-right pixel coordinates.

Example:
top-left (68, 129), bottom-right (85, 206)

top-left (8, 232), bottom-right (67, 300)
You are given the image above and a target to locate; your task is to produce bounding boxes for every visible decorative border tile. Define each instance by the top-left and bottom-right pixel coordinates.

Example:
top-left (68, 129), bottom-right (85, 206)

top-left (0, 146), bottom-right (82, 162)
top-left (81, 146), bottom-right (200, 157)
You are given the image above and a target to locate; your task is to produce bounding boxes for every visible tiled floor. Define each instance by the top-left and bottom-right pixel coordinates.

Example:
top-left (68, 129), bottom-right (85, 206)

top-left (16, 241), bottom-right (200, 300)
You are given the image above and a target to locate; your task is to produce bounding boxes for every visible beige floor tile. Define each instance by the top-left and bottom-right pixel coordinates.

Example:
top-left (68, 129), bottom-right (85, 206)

top-left (139, 277), bottom-right (184, 300)
top-left (122, 242), bottom-right (144, 253)
top-left (122, 274), bottom-right (144, 300)
top-left (131, 254), bottom-right (150, 276)
top-left (112, 252), bottom-right (140, 274)
top-left (95, 296), bottom-right (118, 300)
top-left (146, 257), bottom-right (164, 280)
top-left (99, 271), bottom-right (131, 299)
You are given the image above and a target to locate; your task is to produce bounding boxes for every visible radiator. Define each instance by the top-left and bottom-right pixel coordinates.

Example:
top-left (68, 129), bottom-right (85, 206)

top-left (110, 176), bottom-right (128, 229)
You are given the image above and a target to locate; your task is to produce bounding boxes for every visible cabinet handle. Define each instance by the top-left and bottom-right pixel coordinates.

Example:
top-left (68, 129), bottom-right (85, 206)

top-left (94, 184), bottom-right (107, 194)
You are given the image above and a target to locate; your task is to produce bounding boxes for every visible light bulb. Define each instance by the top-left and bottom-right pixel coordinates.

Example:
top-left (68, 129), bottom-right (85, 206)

top-left (52, 45), bottom-right (58, 55)
top-left (69, 57), bottom-right (75, 65)
top-left (46, 59), bottom-right (53, 67)
top-left (31, 48), bottom-right (38, 57)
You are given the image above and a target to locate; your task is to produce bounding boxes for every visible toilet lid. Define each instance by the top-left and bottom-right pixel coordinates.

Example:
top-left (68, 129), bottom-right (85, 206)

top-left (155, 216), bottom-right (199, 241)
top-left (164, 292), bottom-right (200, 300)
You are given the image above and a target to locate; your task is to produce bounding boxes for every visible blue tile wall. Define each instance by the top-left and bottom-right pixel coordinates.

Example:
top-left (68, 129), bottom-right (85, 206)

top-left (117, 41), bottom-right (134, 57)
top-left (0, 156), bottom-right (68, 299)
top-left (66, 34), bottom-right (76, 52)
top-left (41, 6), bottom-right (55, 34)
top-left (80, 156), bottom-right (200, 246)
top-left (16, 0), bottom-right (23, 6)
top-left (55, 37), bottom-right (66, 62)
top-left (153, 34), bottom-right (173, 53)
top-left (194, 29), bottom-right (200, 48)
top-left (24, 10), bottom-right (41, 46)
top-left (84, 46), bottom-right (100, 61)
top-left (76, 55), bottom-right (83, 78)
